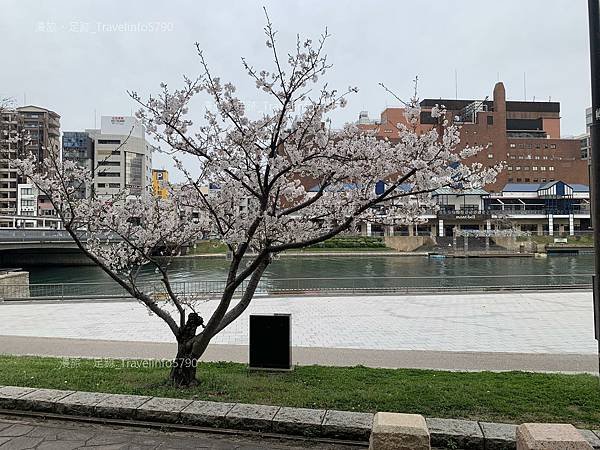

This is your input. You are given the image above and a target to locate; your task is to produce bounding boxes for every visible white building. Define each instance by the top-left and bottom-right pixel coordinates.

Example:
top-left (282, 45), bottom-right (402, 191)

top-left (88, 116), bottom-right (153, 199)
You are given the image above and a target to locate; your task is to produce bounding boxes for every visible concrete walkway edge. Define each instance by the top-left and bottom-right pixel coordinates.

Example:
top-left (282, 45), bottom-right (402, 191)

top-left (1, 386), bottom-right (599, 449)
top-left (0, 335), bottom-right (597, 373)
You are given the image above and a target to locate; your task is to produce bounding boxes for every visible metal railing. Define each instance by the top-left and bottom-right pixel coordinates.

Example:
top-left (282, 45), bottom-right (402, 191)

top-left (0, 274), bottom-right (592, 302)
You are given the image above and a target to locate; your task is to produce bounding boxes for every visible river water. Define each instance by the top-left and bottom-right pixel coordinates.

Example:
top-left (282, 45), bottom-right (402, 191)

top-left (26, 254), bottom-right (594, 292)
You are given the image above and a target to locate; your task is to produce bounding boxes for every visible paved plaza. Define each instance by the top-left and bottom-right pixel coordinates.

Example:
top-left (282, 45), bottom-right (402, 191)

top-left (0, 291), bottom-right (596, 354)
top-left (0, 414), bottom-right (359, 449)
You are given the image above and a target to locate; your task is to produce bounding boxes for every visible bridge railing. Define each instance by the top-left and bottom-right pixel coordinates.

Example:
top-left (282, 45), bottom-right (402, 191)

top-left (0, 273), bottom-right (592, 301)
top-left (0, 230), bottom-right (121, 242)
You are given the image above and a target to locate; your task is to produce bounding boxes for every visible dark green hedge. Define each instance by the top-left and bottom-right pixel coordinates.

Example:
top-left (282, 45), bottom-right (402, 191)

top-left (308, 236), bottom-right (386, 249)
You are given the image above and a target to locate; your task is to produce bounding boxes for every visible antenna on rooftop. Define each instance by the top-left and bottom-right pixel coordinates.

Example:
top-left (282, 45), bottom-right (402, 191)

top-left (523, 72), bottom-right (527, 101)
top-left (455, 69), bottom-right (458, 100)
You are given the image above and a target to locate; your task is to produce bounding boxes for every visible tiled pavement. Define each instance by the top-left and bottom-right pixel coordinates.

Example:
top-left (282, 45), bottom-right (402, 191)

top-left (0, 414), bottom-right (361, 449)
top-left (0, 291), bottom-right (596, 355)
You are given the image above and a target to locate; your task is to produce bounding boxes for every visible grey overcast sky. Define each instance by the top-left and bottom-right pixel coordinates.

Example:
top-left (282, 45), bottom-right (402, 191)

top-left (0, 0), bottom-right (592, 174)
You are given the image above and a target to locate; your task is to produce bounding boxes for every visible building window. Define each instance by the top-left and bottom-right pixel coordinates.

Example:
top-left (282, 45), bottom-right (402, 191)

top-left (518, 155), bottom-right (523, 159)
top-left (97, 183), bottom-right (106, 188)
top-left (510, 143), bottom-right (516, 148)
top-left (525, 178), bottom-right (530, 182)
top-left (507, 166), bottom-right (513, 171)
top-left (98, 139), bottom-right (121, 145)
top-left (508, 178), bottom-right (513, 182)
top-left (487, 116), bottom-right (494, 125)
top-left (540, 167), bottom-right (546, 171)
top-left (109, 183), bottom-right (121, 188)
top-left (549, 166), bottom-right (555, 171)
top-left (487, 153), bottom-right (493, 159)
top-left (98, 161), bottom-right (120, 166)
top-left (532, 166), bottom-right (538, 171)
top-left (516, 178), bottom-right (522, 182)
top-left (519, 144), bottom-right (524, 148)
top-left (98, 172), bottom-right (120, 177)
top-left (550, 144), bottom-right (556, 149)
top-left (524, 166), bottom-right (530, 171)
top-left (515, 166), bottom-right (521, 171)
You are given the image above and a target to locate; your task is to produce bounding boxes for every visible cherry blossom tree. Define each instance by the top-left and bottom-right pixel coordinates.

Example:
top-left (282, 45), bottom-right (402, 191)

top-left (16, 13), bottom-right (500, 386)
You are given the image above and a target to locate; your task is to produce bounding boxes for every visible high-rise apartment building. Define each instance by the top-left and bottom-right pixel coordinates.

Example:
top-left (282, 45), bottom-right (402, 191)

top-left (86, 116), bottom-right (153, 199)
top-left (0, 105), bottom-right (60, 226)
top-left (0, 108), bottom-right (21, 219)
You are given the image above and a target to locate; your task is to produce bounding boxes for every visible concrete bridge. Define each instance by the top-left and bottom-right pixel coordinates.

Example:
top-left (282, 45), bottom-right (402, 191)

top-left (0, 230), bottom-right (119, 265)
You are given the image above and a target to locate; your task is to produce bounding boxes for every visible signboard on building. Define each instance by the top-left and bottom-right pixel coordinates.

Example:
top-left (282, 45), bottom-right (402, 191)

top-left (438, 212), bottom-right (491, 220)
top-left (100, 116), bottom-right (145, 139)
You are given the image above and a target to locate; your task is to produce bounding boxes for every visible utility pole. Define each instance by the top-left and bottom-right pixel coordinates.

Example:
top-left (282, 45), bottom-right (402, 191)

top-left (587, 0), bottom-right (600, 370)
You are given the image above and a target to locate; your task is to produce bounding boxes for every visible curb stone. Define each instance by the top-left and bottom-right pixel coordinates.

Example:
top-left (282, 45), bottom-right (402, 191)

top-left (426, 417), bottom-right (484, 450)
top-left (322, 410), bottom-right (374, 441)
top-left (54, 391), bottom-right (110, 416)
top-left (579, 429), bottom-right (600, 450)
top-left (479, 422), bottom-right (517, 450)
top-left (224, 403), bottom-right (281, 432)
top-left (13, 388), bottom-right (75, 413)
top-left (272, 406), bottom-right (327, 437)
top-left (134, 397), bottom-right (193, 423)
top-left (93, 393), bottom-right (152, 420)
top-left (0, 386), bottom-right (38, 409)
top-left (179, 400), bottom-right (236, 428)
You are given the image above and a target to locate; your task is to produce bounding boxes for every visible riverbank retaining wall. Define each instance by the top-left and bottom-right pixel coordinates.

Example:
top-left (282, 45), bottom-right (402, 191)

top-left (0, 271), bottom-right (29, 300)
top-left (385, 236), bottom-right (436, 252)
top-left (492, 237), bottom-right (538, 253)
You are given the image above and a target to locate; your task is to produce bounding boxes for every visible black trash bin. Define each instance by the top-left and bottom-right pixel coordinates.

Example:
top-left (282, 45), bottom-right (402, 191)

top-left (249, 314), bottom-right (292, 370)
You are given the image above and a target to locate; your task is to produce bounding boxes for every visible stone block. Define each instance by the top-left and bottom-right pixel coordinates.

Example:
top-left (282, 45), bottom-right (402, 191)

top-left (369, 412), bottom-right (429, 450)
top-left (322, 410), bottom-right (375, 441)
top-left (516, 424), bottom-right (592, 450)
top-left (93, 393), bottom-right (151, 419)
top-left (272, 406), bottom-right (326, 437)
top-left (579, 430), bottom-right (600, 450)
top-left (14, 388), bottom-right (74, 412)
top-left (224, 403), bottom-right (280, 432)
top-left (134, 396), bottom-right (193, 423)
top-left (480, 422), bottom-right (517, 450)
top-left (0, 386), bottom-right (38, 409)
top-left (54, 391), bottom-right (110, 416)
top-left (426, 417), bottom-right (484, 450)
top-left (179, 400), bottom-right (236, 428)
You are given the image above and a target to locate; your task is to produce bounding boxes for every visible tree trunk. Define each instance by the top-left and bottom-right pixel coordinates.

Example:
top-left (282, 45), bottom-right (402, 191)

top-left (169, 345), bottom-right (199, 387)
top-left (169, 312), bottom-right (204, 387)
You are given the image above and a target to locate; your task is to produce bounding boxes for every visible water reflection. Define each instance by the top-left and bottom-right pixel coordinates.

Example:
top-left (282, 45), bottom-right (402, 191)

top-left (27, 254), bottom-right (594, 290)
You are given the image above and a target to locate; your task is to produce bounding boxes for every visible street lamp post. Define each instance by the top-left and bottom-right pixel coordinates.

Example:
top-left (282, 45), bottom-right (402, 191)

top-left (588, 0), bottom-right (600, 366)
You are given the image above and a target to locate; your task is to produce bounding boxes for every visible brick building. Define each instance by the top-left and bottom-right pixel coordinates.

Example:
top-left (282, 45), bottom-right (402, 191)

top-left (359, 82), bottom-right (588, 193)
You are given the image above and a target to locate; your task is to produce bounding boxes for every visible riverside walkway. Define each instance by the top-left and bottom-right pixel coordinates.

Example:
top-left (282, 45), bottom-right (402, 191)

top-left (0, 291), bottom-right (597, 373)
top-left (0, 414), bottom-right (356, 449)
